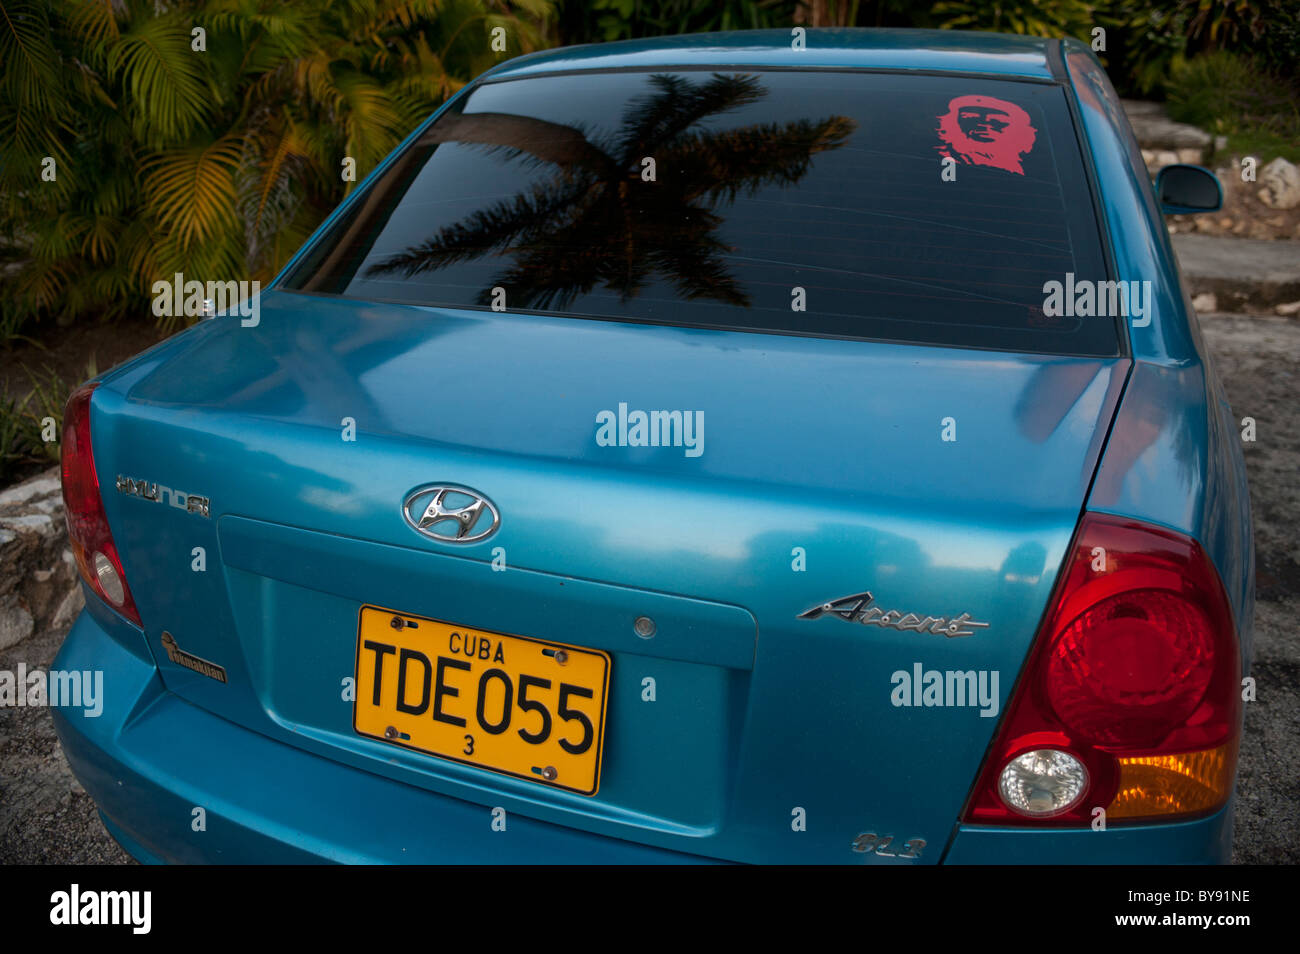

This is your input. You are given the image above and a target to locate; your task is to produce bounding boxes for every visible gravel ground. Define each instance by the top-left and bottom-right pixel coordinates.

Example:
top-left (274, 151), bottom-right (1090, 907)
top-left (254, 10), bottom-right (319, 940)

top-left (0, 620), bottom-right (132, 863)
top-left (0, 312), bottom-right (1296, 865)
top-left (1201, 314), bottom-right (1300, 864)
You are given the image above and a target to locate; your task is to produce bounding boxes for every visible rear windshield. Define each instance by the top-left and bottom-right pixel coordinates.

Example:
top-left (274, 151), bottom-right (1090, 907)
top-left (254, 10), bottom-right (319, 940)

top-left (281, 69), bottom-right (1118, 356)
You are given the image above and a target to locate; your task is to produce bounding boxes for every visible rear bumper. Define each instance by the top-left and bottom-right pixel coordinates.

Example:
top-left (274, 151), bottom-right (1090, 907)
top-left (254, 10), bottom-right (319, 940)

top-left (945, 807), bottom-right (1233, 864)
top-left (53, 609), bottom-right (1234, 864)
top-left (51, 611), bottom-right (712, 864)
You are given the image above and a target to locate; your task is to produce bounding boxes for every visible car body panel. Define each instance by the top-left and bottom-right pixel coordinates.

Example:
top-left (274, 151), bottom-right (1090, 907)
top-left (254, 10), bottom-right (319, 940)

top-left (54, 606), bottom-right (1234, 863)
top-left (52, 611), bottom-right (716, 864)
top-left (472, 28), bottom-right (1060, 82)
top-left (52, 28), bottom-right (1252, 865)
top-left (84, 293), bottom-right (1127, 862)
top-left (1061, 42), bottom-right (1254, 663)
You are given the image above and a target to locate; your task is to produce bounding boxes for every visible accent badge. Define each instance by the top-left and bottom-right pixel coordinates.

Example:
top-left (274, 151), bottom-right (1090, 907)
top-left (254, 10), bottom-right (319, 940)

top-left (798, 590), bottom-right (989, 638)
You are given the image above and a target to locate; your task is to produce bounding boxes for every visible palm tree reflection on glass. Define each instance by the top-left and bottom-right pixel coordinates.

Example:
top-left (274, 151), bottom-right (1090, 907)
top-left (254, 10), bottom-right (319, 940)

top-left (365, 73), bottom-right (856, 310)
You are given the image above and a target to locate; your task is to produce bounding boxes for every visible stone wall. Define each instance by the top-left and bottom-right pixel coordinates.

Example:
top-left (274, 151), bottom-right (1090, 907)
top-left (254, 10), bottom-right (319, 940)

top-left (0, 467), bottom-right (83, 650)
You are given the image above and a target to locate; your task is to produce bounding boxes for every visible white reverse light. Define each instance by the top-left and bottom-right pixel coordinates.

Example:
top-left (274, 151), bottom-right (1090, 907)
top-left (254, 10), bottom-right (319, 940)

top-left (997, 749), bottom-right (1088, 817)
top-left (93, 551), bottom-right (125, 606)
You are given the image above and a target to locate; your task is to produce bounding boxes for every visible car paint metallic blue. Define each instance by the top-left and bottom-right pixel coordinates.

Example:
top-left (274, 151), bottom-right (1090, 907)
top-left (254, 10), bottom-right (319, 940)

top-left (1060, 41), bottom-right (1253, 660)
top-left (53, 29), bottom-right (1250, 864)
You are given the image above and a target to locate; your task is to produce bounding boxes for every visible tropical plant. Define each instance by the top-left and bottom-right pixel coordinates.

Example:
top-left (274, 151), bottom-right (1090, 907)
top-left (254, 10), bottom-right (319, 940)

top-left (1098, 0), bottom-right (1299, 96)
top-left (933, 0), bottom-right (1096, 39)
top-left (0, 353), bottom-right (106, 480)
top-left (1166, 52), bottom-right (1300, 162)
top-left (574, 0), bottom-right (795, 43)
top-left (0, 394), bottom-right (35, 481)
top-left (365, 72), bottom-right (855, 309)
top-left (792, 0), bottom-right (862, 27)
top-left (16, 363), bottom-right (67, 459)
top-left (0, 363), bottom-right (59, 480)
top-left (0, 0), bottom-right (556, 339)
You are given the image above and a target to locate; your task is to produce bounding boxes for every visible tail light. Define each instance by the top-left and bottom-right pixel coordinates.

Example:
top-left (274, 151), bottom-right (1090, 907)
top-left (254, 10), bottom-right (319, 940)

top-left (963, 512), bottom-right (1240, 825)
top-left (61, 383), bottom-right (143, 627)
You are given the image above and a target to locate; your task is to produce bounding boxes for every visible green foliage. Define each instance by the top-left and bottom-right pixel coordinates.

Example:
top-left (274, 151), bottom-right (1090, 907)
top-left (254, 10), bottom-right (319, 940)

top-left (0, 0), bottom-right (556, 339)
top-left (580, 0), bottom-right (795, 43)
top-left (1095, 2), bottom-right (1186, 96)
top-left (1166, 51), bottom-right (1300, 162)
top-left (0, 363), bottom-right (64, 481)
top-left (1098, 0), bottom-right (1299, 96)
top-left (933, 0), bottom-right (1096, 39)
top-left (0, 394), bottom-right (36, 482)
top-left (0, 354), bottom-right (104, 481)
top-left (933, 1), bottom-right (1299, 99)
top-left (17, 363), bottom-right (67, 456)
top-left (2, 0), bottom-right (1296, 350)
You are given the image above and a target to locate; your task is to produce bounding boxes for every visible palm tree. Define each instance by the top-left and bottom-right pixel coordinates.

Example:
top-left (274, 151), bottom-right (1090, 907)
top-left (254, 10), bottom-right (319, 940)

top-left (365, 72), bottom-right (856, 310)
top-left (0, 0), bottom-right (556, 338)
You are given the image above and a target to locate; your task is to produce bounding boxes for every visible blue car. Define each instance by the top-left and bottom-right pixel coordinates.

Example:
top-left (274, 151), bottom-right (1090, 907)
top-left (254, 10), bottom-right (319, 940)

top-left (53, 28), bottom-right (1251, 864)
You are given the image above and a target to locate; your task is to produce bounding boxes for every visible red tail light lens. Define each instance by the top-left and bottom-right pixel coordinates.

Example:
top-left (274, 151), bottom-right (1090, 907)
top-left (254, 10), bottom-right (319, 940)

top-left (963, 512), bottom-right (1240, 825)
top-left (1047, 589), bottom-right (1216, 747)
top-left (61, 383), bottom-right (143, 627)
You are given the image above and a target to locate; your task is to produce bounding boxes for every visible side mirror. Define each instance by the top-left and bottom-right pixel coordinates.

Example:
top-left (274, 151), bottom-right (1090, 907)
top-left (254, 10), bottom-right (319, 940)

top-left (1155, 164), bottom-right (1223, 215)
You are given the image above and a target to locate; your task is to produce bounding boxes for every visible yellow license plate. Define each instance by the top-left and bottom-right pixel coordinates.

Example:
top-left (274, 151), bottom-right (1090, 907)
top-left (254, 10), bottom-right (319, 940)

top-left (353, 606), bottom-right (611, 796)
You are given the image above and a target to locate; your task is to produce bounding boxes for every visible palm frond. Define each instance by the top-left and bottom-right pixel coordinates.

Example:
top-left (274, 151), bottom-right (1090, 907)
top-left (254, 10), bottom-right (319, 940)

top-left (106, 12), bottom-right (211, 144)
top-left (140, 133), bottom-right (244, 248)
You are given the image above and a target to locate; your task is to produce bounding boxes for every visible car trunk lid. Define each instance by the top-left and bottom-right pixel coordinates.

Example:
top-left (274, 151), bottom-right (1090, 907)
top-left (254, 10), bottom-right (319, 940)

top-left (91, 291), bottom-right (1128, 861)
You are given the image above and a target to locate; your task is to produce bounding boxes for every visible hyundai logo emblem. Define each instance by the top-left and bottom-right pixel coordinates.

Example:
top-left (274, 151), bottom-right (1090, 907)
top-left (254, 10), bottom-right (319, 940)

top-left (402, 485), bottom-right (500, 544)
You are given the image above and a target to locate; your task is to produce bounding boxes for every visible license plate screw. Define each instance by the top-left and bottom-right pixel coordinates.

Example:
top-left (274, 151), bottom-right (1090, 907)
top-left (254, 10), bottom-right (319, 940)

top-left (553, 649), bottom-right (568, 665)
top-left (384, 726), bottom-right (399, 740)
top-left (390, 616), bottom-right (405, 630)
top-left (541, 766), bottom-right (557, 781)
top-left (634, 615), bottom-right (656, 639)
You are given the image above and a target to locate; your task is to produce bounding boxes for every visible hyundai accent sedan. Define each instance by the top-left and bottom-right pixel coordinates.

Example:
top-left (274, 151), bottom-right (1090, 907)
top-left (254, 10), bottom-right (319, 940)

top-left (52, 28), bottom-right (1252, 864)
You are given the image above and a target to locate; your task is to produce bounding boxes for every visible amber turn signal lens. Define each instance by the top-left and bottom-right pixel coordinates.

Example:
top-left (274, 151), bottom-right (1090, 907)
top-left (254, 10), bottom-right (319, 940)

top-left (1106, 742), bottom-right (1236, 820)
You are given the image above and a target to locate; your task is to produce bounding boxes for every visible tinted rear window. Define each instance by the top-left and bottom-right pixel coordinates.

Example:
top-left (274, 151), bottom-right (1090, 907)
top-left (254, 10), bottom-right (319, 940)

top-left (281, 69), bottom-right (1117, 355)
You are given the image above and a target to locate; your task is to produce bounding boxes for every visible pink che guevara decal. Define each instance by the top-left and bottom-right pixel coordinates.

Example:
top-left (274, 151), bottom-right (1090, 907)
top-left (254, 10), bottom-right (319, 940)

top-left (936, 95), bottom-right (1038, 175)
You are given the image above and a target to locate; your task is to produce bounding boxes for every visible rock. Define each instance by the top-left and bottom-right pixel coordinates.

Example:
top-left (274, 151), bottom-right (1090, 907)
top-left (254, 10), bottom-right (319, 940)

top-left (1156, 150), bottom-right (1181, 168)
top-left (1277, 301), bottom-right (1300, 316)
top-left (51, 586), bottom-right (84, 629)
top-left (0, 466), bottom-right (79, 650)
top-left (1121, 99), bottom-right (1165, 118)
top-left (0, 513), bottom-right (55, 535)
top-left (1258, 158), bottom-right (1300, 210)
top-left (1215, 135), bottom-right (1228, 152)
top-left (0, 599), bottom-right (35, 651)
top-left (1177, 148), bottom-right (1204, 165)
top-left (1121, 101), bottom-right (1213, 152)
top-left (1192, 292), bottom-right (1218, 312)
top-left (0, 476), bottom-right (60, 507)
